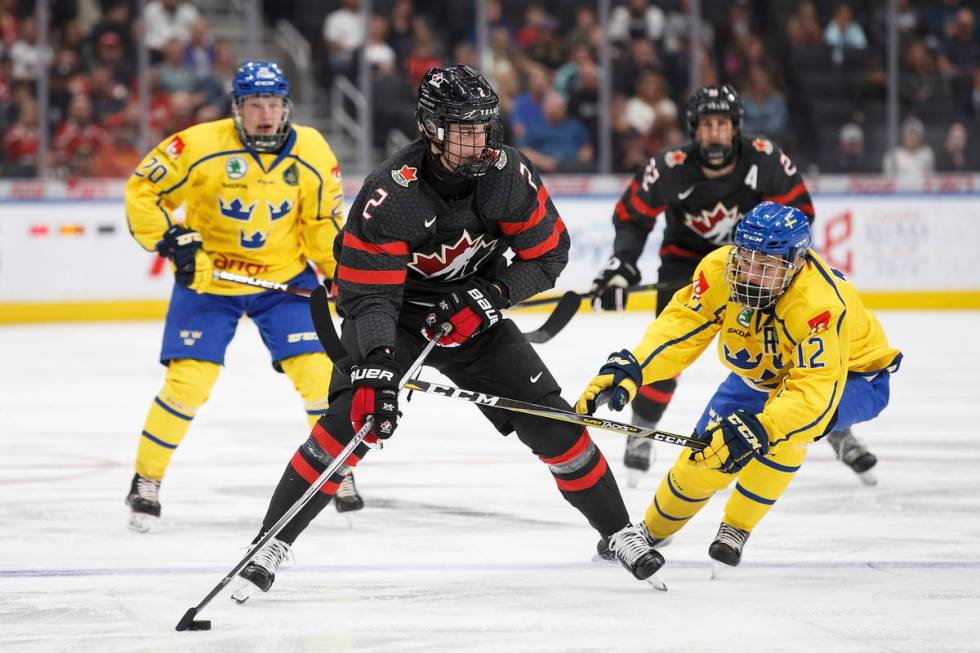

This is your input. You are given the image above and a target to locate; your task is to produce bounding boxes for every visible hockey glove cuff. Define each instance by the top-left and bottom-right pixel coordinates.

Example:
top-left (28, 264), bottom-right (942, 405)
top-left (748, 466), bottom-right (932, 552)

top-left (156, 225), bottom-right (212, 293)
top-left (591, 256), bottom-right (640, 311)
top-left (350, 348), bottom-right (402, 439)
top-left (423, 278), bottom-right (506, 346)
top-left (690, 410), bottom-right (770, 474)
top-left (575, 349), bottom-right (643, 415)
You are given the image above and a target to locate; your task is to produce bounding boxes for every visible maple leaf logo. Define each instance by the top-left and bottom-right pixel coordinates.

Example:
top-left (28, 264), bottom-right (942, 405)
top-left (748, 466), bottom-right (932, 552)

top-left (665, 149), bottom-right (687, 168)
top-left (408, 230), bottom-right (498, 280)
top-left (683, 201), bottom-right (741, 244)
top-left (752, 138), bottom-right (773, 155)
top-left (391, 165), bottom-right (418, 187)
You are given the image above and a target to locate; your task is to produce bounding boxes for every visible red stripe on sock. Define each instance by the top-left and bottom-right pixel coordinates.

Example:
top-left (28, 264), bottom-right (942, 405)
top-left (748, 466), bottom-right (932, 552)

top-left (289, 451), bottom-right (341, 495)
top-left (554, 455), bottom-right (608, 492)
top-left (311, 423), bottom-right (364, 466)
top-left (638, 384), bottom-right (673, 403)
top-left (539, 429), bottom-right (589, 465)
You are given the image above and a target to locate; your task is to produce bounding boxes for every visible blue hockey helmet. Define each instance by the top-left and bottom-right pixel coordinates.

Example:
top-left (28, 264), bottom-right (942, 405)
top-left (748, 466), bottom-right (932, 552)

top-left (231, 61), bottom-right (292, 152)
top-left (726, 201), bottom-right (811, 309)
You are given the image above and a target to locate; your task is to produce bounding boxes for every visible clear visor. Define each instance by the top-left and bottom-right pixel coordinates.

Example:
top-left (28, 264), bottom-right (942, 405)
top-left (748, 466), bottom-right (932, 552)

top-left (725, 247), bottom-right (799, 309)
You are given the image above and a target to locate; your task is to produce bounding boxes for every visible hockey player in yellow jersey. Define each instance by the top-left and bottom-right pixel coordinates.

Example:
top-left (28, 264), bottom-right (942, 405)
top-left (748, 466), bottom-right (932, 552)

top-left (576, 201), bottom-right (901, 574)
top-left (124, 61), bottom-right (362, 531)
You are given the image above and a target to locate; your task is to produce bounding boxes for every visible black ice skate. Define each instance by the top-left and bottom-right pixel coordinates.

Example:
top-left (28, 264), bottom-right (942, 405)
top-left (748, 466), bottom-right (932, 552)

top-left (827, 428), bottom-right (878, 486)
top-left (231, 537), bottom-right (291, 603)
top-left (595, 521), bottom-right (672, 562)
top-left (708, 522), bottom-right (750, 579)
top-left (334, 470), bottom-right (364, 513)
top-left (125, 473), bottom-right (161, 533)
top-left (623, 416), bottom-right (658, 488)
top-left (607, 523), bottom-right (667, 590)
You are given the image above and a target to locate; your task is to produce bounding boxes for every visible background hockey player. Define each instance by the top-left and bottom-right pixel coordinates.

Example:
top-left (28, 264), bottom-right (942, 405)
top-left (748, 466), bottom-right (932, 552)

top-left (230, 64), bottom-right (663, 601)
top-left (577, 201), bottom-right (902, 573)
top-left (589, 83), bottom-right (877, 486)
top-left (123, 61), bottom-right (362, 531)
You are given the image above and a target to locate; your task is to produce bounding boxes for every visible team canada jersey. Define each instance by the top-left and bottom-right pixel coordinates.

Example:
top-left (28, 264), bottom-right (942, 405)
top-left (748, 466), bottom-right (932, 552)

top-left (335, 140), bottom-right (569, 356)
top-left (611, 136), bottom-right (814, 265)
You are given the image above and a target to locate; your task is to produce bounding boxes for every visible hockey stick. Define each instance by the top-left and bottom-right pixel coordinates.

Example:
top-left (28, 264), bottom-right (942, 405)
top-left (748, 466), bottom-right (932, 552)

top-left (402, 378), bottom-right (706, 450)
top-left (519, 282), bottom-right (663, 308)
top-left (217, 271), bottom-right (578, 346)
top-left (175, 299), bottom-right (441, 632)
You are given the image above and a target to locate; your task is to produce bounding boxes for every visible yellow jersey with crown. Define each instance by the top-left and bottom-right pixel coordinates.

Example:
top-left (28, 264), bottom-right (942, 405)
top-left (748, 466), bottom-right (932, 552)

top-left (126, 118), bottom-right (345, 295)
top-left (630, 246), bottom-right (901, 446)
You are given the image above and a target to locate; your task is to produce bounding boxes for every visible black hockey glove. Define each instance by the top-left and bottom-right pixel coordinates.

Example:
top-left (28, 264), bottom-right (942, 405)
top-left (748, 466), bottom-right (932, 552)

top-left (690, 410), bottom-right (770, 474)
top-left (156, 225), bottom-right (212, 293)
top-left (590, 256), bottom-right (640, 311)
top-left (350, 347), bottom-right (402, 439)
top-left (423, 278), bottom-right (506, 347)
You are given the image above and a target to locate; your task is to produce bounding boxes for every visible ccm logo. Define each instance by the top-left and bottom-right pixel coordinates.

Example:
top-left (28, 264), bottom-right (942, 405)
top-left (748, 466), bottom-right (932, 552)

top-left (467, 288), bottom-right (500, 326)
top-left (351, 368), bottom-right (394, 382)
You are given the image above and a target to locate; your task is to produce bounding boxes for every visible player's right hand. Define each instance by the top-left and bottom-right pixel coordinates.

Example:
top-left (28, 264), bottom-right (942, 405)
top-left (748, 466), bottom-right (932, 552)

top-left (590, 256), bottom-right (640, 311)
top-left (350, 347), bottom-right (401, 439)
top-left (575, 349), bottom-right (642, 415)
top-left (156, 225), bottom-right (212, 293)
top-left (689, 411), bottom-right (770, 474)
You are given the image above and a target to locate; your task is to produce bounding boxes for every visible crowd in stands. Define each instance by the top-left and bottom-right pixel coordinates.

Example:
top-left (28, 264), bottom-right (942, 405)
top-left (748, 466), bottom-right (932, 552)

top-left (4, 0), bottom-right (980, 178)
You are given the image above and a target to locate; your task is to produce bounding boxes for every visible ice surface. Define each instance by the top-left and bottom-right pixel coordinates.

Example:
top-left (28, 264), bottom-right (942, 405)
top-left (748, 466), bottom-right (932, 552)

top-left (1, 311), bottom-right (979, 652)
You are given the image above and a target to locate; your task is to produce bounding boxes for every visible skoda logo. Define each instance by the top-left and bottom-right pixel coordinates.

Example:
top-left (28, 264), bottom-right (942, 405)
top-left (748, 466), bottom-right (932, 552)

top-left (226, 157), bottom-right (247, 179)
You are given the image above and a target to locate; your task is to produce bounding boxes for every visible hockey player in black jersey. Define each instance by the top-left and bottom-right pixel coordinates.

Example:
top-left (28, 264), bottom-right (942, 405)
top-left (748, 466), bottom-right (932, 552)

top-left (229, 64), bottom-right (663, 602)
top-left (591, 84), bottom-right (877, 486)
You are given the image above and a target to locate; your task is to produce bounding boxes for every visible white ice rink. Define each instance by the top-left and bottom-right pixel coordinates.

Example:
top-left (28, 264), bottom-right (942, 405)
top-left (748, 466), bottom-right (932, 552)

top-left (2, 310), bottom-right (979, 652)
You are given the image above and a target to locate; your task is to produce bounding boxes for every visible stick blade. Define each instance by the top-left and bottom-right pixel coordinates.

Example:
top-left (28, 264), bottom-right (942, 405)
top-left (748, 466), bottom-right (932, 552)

top-left (523, 291), bottom-right (581, 344)
top-left (176, 607), bottom-right (212, 632)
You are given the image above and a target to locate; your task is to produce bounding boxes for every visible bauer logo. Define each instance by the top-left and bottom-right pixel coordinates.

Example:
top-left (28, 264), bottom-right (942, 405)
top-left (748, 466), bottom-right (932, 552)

top-left (226, 157), bottom-right (247, 179)
top-left (287, 332), bottom-right (319, 343)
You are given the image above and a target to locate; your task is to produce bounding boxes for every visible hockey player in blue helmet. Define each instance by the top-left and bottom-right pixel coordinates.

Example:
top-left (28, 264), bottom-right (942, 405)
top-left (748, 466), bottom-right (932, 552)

top-left (231, 60), bottom-right (293, 152)
top-left (578, 201), bottom-right (901, 576)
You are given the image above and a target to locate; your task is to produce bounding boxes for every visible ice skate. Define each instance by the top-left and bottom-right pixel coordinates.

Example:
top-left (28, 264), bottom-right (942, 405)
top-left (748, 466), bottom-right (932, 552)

top-left (594, 522), bottom-right (672, 562)
top-left (231, 537), bottom-right (291, 603)
top-left (125, 473), bottom-right (161, 533)
top-left (606, 523), bottom-right (667, 590)
top-left (827, 428), bottom-right (878, 486)
top-left (708, 522), bottom-right (750, 579)
top-left (334, 470), bottom-right (364, 515)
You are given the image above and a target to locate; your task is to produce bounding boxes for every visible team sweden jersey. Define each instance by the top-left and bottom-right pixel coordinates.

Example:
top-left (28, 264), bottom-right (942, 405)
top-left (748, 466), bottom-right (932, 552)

top-left (630, 247), bottom-right (902, 446)
top-left (126, 118), bottom-right (345, 295)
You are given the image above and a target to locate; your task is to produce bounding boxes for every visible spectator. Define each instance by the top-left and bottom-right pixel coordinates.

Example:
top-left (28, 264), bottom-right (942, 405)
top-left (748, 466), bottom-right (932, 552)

top-left (882, 116), bottom-right (935, 176)
top-left (716, 0), bottom-right (755, 82)
top-left (566, 6), bottom-right (599, 52)
top-left (509, 62), bottom-right (551, 142)
top-left (371, 61), bottom-right (416, 149)
top-left (323, 0), bottom-right (364, 82)
top-left (199, 40), bottom-right (237, 111)
top-left (836, 122), bottom-right (874, 173)
top-left (824, 3), bottom-right (868, 51)
top-left (88, 64), bottom-right (128, 123)
top-left (900, 39), bottom-right (949, 111)
top-left (157, 37), bottom-right (199, 94)
top-left (362, 15), bottom-right (396, 71)
top-left (452, 41), bottom-right (479, 71)
top-left (608, 0), bottom-right (665, 47)
top-left (937, 121), bottom-right (978, 171)
top-left (1, 96), bottom-right (38, 177)
top-left (482, 26), bottom-right (517, 98)
top-left (741, 66), bottom-right (788, 138)
top-left (183, 17), bottom-right (215, 80)
top-left (387, 0), bottom-right (415, 63)
top-left (519, 90), bottom-right (592, 173)
top-left (93, 30), bottom-right (135, 87)
top-left (53, 93), bottom-right (109, 177)
top-left (786, 1), bottom-right (823, 48)
top-left (612, 37), bottom-right (662, 97)
top-left (9, 16), bottom-right (47, 81)
top-left (403, 28), bottom-right (442, 86)
top-left (567, 60), bottom-right (600, 144)
top-left (662, 0), bottom-right (713, 55)
top-left (144, 0), bottom-right (200, 53)
top-left (514, 4), bottom-right (555, 53)
top-left (88, 2), bottom-right (133, 63)
top-left (937, 8), bottom-right (980, 105)
top-left (624, 70), bottom-right (677, 137)
top-left (91, 116), bottom-right (141, 177)
top-left (554, 43), bottom-right (593, 98)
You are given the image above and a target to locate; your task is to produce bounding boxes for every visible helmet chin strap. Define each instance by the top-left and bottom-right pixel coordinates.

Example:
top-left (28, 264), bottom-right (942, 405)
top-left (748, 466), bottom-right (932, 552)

top-left (699, 139), bottom-right (738, 170)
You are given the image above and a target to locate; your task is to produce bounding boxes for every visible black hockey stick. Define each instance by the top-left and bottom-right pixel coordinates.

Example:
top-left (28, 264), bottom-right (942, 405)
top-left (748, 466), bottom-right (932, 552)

top-left (175, 294), bottom-right (441, 632)
top-left (218, 272), bottom-right (575, 344)
top-left (519, 282), bottom-right (663, 308)
top-left (402, 378), bottom-right (706, 450)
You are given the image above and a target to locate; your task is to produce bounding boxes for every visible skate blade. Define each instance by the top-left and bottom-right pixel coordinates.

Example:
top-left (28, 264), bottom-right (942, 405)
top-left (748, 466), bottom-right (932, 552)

top-left (230, 580), bottom-right (258, 604)
top-left (857, 470), bottom-right (878, 486)
top-left (710, 560), bottom-right (735, 580)
top-left (646, 573), bottom-right (668, 591)
top-left (625, 468), bottom-right (645, 489)
top-left (127, 512), bottom-right (157, 533)
top-left (591, 552), bottom-right (616, 564)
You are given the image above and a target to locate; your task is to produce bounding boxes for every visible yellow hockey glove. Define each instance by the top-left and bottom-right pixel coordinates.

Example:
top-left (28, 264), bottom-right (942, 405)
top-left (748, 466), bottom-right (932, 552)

top-left (575, 349), bottom-right (642, 415)
top-left (690, 410), bottom-right (770, 474)
top-left (156, 225), bottom-right (212, 294)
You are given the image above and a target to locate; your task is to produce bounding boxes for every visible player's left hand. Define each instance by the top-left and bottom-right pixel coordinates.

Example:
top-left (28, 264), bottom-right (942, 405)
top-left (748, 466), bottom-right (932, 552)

top-left (423, 278), bottom-right (506, 346)
top-left (575, 349), bottom-right (642, 415)
top-left (690, 410), bottom-right (770, 474)
top-left (156, 225), bottom-right (212, 294)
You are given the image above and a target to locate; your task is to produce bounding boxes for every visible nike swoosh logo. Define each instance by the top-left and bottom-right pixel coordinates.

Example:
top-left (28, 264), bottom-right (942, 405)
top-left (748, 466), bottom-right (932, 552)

top-left (530, 372), bottom-right (543, 383)
top-left (678, 186), bottom-right (695, 200)
top-left (424, 216), bottom-right (437, 228)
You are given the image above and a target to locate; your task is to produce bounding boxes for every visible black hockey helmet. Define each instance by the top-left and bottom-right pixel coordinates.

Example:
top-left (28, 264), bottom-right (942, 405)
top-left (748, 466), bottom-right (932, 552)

top-left (417, 64), bottom-right (503, 178)
top-left (686, 84), bottom-right (743, 169)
